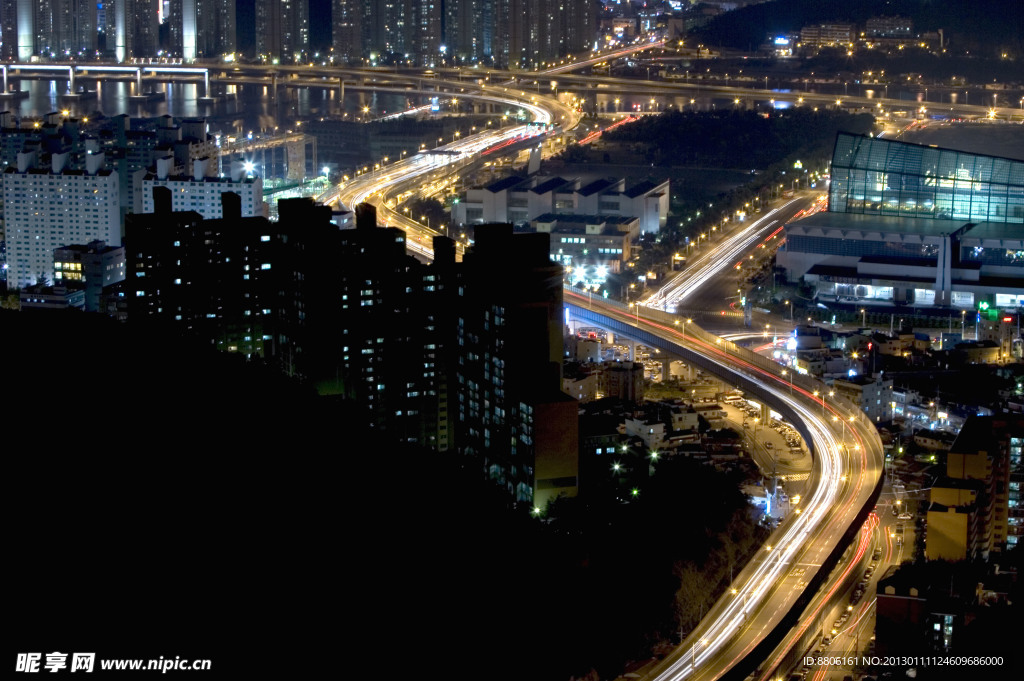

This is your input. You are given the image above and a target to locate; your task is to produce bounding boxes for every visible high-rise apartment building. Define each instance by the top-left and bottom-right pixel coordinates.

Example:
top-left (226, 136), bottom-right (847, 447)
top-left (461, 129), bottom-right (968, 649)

top-left (943, 415), bottom-right (1024, 555)
top-left (3, 150), bottom-right (119, 289)
top-left (255, 0), bottom-right (308, 63)
top-left (1, 0), bottom-right (98, 58)
top-left (330, 0), bottom-right (362, 62)
top-left (137, 156), bottom-right (265, 219)
top-left (331, 0), bottom-right (594, 67)
top-left (168, 0), bottom-right (235, 60)
top-left (454, 223), bottom-right (576, 504)
top-left (111, 0), bottom-right (159, 61)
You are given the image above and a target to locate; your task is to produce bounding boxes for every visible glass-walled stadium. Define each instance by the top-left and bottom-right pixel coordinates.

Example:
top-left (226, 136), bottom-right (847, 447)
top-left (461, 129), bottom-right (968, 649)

top-left (829, 133), bottom-right (1024, 223)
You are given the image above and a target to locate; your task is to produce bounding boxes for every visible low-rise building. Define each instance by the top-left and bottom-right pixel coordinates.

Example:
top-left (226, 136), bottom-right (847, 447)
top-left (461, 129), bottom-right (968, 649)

top-left (832, 374), bottom-right (895, 424)
top-left (53, 240), bottom-right (126, 313)
top-left (453, 174), bottom-right (668, 234)
top-left (534, 213), bottom-right (636, 272)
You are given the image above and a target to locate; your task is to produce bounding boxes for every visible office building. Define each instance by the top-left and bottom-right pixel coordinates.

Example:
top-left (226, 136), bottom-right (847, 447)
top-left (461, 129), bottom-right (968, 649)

top-left (3, 150), bottom-right (119, 289)
top-left (255, 0), bottom-right (308, 63)
top-left (53, 240), bottom-right (126, 312)
top-left (778, 133), bottom-right (1024, 310)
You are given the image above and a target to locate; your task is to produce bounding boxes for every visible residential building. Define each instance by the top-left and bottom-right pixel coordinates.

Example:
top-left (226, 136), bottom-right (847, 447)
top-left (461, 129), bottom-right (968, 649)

top-left (168, 0), bottom-right (236, 60)
top-left (799, 23), bottom-right (854, 49)
top-left (455, 223), bottom-right (577, 504)
top-left (3, 150), bottom-right (119, 289)
top-left (137, 157), bottom-right (265, 219)
top-left (944, 415), bottom-right (1024, 553)
top-left (865, 16), bottom-right (913, 38)
top-left (333, 0), bottom-right (594, 67)
top-left (255, 0), bottom-right (309, 63)
top-left (331, 0), bottom-right (362, 62)
top-left (831, 373), bottom-right (894, 424)
top-left (925, 478), bottom-right (984, 561)
top-left (603, 361), bottom-right (644, 402)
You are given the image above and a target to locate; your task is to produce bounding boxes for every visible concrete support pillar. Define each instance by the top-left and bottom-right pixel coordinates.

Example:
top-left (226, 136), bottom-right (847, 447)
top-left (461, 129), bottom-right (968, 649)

top-left (4, 66), bottom-right (9, 94)
top-left (625, 340), bottom-right (635, 362)
top-left (136, 69), bottom-right (143, 94)
top-left (68, 67), bottom-right (75, 94)
top-left (661, 359), bottom-right (671, 382)
top-left (204, 70), bottom-right (210, 98)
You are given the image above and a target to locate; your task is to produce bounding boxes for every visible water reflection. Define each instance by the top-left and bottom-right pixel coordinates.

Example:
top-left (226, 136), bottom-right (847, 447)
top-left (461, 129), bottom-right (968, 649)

top-left (10, 79), bottom-right (418, 133)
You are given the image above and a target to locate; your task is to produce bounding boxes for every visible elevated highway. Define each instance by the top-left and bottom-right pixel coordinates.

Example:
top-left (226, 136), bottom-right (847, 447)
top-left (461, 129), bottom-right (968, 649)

top-left (566, 293), bottom-right (883, 681)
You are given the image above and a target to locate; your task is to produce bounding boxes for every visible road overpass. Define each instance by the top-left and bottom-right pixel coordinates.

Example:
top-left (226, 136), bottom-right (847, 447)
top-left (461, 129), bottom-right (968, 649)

top-left (566, 294), bottom-right (883, 681)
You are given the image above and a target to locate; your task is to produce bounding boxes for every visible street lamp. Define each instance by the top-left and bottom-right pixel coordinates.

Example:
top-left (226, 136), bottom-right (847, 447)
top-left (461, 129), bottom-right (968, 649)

top-left (782, 369), bottom-right (793, 394)
top-left (630, 302), bottom-right (640, 325)
top-left (692, 638), bottom-right (707, 672)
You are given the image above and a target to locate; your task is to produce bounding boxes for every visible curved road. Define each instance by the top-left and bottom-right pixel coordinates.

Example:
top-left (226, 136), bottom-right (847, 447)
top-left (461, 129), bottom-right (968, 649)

top-left (566, 293), bottom-right (884, 681)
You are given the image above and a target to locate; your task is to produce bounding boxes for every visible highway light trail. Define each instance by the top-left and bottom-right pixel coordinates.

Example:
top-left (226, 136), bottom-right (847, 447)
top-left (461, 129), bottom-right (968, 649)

top-left (566, 292), bottom-right (875, 681)
top-left (578, 115), bottom-right (638, 145)
top-left (643, 199), bottom-right (804, 312)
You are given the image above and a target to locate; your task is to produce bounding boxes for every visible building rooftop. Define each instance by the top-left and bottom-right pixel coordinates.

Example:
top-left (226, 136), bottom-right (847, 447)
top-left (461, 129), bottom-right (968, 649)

top-left (790, 211), bottom-right (972, 237)
top-left (578, 177), bottom-right (617, 197)
top-left (485, 175), bottom-right (526, 193)
top-left (623, 179), bottom-right (660, 198)
top-left (532, 213), bottom-right (636, 227)
top-left (531, 176), bottom-right (573, 194)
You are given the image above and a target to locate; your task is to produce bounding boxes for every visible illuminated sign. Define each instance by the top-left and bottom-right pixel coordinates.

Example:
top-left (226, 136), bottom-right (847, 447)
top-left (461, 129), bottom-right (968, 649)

top-left (774, 37), bottom-right (790, 46)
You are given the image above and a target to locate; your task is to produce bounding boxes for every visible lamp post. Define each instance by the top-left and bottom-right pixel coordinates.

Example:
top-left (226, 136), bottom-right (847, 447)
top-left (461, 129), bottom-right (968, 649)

top-left (782, 369), bottom-right (793, 394)
top-left (692, 638), bottom-right (707, 673)
top-left (861, 308), bottom-right (867, 327)
top-left (630, 302), bottom-right (640, 325)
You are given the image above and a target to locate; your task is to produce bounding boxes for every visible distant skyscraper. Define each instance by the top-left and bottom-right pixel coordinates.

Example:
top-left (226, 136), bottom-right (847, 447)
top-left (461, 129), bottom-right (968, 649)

top-left (0, 0), bottom-right (98, 58)
top-left (112, 0), bottom-right (159, 61)
top-left (331, 0), bottom-right (361, 62)
top-left (168, 0), bottom-right (234, 60)
top-left (255, 0), bottom-right (308, 63)
top-left (329, 0), bottom-right (594, 68)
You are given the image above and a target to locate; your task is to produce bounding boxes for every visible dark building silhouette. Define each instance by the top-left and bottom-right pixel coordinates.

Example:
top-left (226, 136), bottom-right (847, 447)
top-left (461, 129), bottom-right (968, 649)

top-left (125, 201), bottom-right (577, 499)
top-left (455, 223), bottom-right (576, 504)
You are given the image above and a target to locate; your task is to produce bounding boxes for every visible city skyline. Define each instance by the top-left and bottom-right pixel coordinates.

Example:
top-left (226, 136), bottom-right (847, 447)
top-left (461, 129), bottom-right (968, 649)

top-left (5, 2), bottom-right (1024, 679)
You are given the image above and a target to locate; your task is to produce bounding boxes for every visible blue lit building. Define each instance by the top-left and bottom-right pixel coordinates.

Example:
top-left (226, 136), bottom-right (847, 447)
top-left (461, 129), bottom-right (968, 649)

top-left (779, 133), bottom-right (1024, 310)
